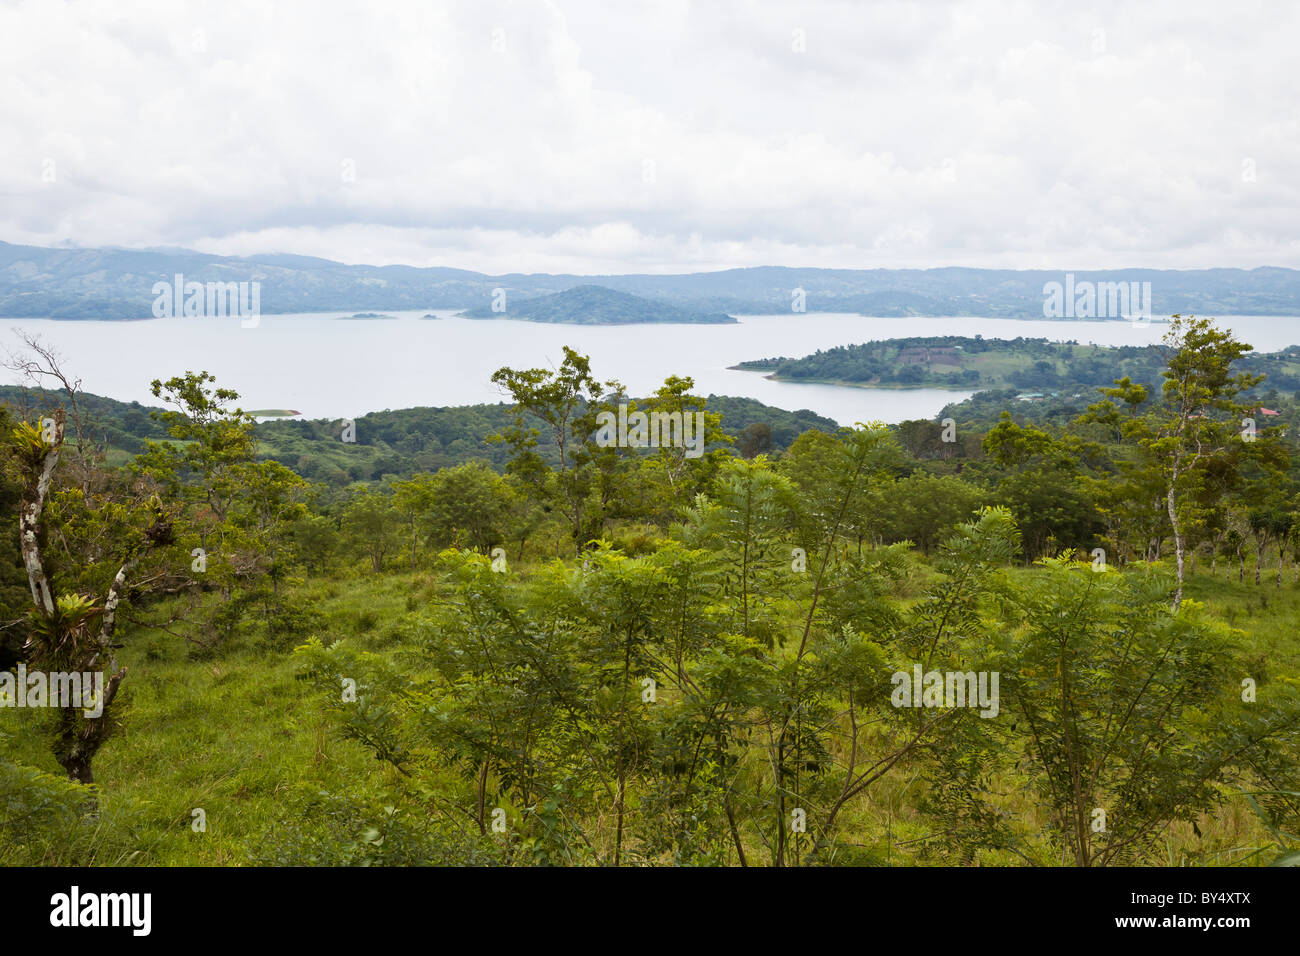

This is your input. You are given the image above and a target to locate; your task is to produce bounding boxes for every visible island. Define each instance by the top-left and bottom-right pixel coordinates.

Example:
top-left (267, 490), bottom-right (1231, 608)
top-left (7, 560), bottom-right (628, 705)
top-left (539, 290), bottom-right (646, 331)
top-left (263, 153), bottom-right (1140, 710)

top-left (733, 335), bottom-right (1300, 392)
top-left (458, 285), bottom-right (738, 325)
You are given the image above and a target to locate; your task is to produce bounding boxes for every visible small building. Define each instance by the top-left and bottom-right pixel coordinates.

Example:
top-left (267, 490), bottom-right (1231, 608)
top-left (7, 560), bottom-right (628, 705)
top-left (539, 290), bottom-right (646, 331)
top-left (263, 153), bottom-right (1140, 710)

top-left (898, 346), bottom-right (960, 366)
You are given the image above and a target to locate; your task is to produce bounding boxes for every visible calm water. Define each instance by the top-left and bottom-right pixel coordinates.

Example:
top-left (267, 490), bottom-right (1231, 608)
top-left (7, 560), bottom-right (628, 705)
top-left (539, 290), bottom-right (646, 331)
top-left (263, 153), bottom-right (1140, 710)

top-left (1, 312), bottom-right (1297, 425)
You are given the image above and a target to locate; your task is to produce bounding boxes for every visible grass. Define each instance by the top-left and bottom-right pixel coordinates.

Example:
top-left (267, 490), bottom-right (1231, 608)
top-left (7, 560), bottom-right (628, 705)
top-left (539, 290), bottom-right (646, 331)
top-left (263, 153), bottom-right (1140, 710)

top-left (2, 560), bottom-right (1297, 866)
top-left (0, 570), bottom-right (420, 865)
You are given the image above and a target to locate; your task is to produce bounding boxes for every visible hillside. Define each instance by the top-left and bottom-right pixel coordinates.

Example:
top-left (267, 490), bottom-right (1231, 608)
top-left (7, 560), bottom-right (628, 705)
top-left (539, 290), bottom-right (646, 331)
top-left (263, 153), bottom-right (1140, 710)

top-left (458, 285), bottom-right (737, 324)
top-left (5, 240), bottom-right (1300, 318)
top-left (0, 386), bottom-right (836, 483)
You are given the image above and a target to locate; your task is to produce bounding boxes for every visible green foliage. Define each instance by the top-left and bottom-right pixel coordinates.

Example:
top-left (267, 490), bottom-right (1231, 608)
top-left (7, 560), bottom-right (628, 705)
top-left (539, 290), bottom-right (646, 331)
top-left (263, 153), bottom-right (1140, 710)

top-left (739, 333), bottom-right (1300, 395)
top-left (0, 749), bottom-right (96, 864)
top-left (252, 788), bottom-right (503, 866)
top-left (3, 332), bottom-right (1300, 867)
top-left (926, 559), bottom-right (1300, 866)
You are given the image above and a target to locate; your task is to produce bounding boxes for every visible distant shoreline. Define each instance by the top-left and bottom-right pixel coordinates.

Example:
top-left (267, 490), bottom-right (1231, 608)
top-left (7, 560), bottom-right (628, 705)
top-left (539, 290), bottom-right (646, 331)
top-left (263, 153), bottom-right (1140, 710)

top-left (727, 366), bottom-right (981, 391)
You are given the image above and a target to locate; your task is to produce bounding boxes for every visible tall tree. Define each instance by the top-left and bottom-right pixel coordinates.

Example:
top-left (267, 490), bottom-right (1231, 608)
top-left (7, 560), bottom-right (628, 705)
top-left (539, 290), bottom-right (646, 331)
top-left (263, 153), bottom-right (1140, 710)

top-left (491, 347), bottom-right (624, 550)
top-left (7, 405), bottom-right (172, 784)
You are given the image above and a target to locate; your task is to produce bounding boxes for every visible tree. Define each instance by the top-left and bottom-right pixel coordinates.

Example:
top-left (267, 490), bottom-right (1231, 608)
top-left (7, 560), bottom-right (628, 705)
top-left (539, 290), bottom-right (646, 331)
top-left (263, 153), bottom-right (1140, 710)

top-left (681, 457), bottom-right (793, 648)
top-left (6, 407), bottom-right (172, 784)
top-left (139, 371), bottom-right (257, 524)
top-left (131, 372), bottom-right (295, 647)
top-left (1, 343), bottom-right (188, 785)
top-left (341, 487), bottom-right (398, 573)
top-left (1154, 318), bottom-right (1263, 609)
top-left (426, 461), bottom-right (514, 554)
top-left (224, 459), bottom-right (308, 624)
top-left (637, 375), bottom-right (730, 497)
top-left (979, 413), bottom-right (1102, 559)
top-left (1081, 318), bottom-right (1266, 609)
top-left (876, 473), bottom-right (986, 552)
top-left (0, 405), bottom-right (29, 670)
top-left (737, 422), bottom-right (772, 459)
top-left (490, 347), bottom-right (625, 550)
top-left (391, 472), bottom-right (436, 569)
top-left (985, 559), bottom-right (1299, 866)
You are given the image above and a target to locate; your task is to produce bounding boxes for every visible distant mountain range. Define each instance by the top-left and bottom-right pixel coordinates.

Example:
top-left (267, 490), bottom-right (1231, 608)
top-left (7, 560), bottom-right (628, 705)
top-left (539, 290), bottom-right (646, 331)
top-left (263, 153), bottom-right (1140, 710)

top-left (2, 240), bottom-right (1300, 320)
top-left (459, 285), bottom-right (736, 324)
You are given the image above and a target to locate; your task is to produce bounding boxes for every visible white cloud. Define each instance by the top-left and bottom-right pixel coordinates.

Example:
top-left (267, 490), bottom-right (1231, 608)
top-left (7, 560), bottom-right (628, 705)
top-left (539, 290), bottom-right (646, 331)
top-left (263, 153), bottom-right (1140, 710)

top-left (2, 0), bottom-right (1297, 272)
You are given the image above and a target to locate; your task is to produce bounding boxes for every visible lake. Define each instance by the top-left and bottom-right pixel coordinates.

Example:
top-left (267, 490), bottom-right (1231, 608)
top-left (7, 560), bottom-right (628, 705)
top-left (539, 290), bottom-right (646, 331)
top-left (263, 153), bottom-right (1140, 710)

top-left (1, 312), bottom-right (1297, 425)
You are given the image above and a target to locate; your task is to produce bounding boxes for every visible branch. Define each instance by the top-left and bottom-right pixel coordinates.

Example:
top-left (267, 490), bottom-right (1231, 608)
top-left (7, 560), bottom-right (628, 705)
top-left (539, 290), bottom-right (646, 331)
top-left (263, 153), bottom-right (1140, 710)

top-left (19, 409), bottom-right (64, 618)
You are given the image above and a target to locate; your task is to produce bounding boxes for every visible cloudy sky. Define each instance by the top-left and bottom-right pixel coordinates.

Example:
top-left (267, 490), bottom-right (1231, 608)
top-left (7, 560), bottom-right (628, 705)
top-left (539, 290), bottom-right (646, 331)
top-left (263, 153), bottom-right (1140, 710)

top-left (2, 0), bottom-right (1297, 273)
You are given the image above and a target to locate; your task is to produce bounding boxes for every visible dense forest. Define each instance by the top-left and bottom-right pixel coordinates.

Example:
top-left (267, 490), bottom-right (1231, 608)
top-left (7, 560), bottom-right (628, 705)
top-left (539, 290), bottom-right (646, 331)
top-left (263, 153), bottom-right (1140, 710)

top-left (2, 317), bottom-right (1300, 867)
top-left (0, 386), bottom-right (838, 484)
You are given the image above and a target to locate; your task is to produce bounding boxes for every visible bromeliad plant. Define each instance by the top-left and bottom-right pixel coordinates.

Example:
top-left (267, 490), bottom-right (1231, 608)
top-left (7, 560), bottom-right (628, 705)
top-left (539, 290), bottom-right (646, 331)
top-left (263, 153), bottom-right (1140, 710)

top-left (7, 409), bottom-right (174, 785)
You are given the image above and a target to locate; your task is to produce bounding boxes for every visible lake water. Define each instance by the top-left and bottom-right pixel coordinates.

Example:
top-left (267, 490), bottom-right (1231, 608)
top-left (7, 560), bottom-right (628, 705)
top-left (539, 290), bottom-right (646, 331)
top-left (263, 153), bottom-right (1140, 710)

top-left (1, 312), bottom-right (1297, 425)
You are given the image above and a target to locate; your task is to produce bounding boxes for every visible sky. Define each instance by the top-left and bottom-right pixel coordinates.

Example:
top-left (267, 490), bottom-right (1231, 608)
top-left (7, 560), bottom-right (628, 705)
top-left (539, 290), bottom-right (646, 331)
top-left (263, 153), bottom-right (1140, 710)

top-left (2, 0), bottom-right (1298, 274)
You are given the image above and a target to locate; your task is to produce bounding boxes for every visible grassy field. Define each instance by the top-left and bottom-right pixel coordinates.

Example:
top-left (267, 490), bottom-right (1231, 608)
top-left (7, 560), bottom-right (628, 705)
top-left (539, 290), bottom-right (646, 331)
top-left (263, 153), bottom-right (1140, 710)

top-left (4, 559), bottom-right (1296, 867)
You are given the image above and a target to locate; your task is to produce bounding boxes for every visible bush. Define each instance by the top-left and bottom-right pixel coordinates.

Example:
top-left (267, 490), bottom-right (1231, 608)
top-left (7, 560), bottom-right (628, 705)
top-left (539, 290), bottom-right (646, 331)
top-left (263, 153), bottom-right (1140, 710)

top-left (0, 751), bottom-right (95, 864)
top-left (250, 788), bottom-right (502, 866)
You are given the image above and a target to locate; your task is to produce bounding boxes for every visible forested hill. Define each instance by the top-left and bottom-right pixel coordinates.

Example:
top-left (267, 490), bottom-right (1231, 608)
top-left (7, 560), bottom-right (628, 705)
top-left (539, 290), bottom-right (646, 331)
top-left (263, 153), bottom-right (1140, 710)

top-left (5, 239), bottom-right (1300, 317)
top-left (0, 386), bottom-right (835, 484)
top-left (458, 285), bottom-right (737, 324)
top-left (736, 335), bottom-right (1300, 392)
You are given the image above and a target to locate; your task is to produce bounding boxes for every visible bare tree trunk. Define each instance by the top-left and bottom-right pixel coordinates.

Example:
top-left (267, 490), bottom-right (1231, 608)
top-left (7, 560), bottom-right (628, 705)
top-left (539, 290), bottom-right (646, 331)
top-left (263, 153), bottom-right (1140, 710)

top-left (476, 760), bottom-right (488, 835)
top-left (1166, 479), bottom-right (1185, 611)
top-left (725, 794), bottom-right (748, 867)
top-left (18, 412), bottom-right (63, 618)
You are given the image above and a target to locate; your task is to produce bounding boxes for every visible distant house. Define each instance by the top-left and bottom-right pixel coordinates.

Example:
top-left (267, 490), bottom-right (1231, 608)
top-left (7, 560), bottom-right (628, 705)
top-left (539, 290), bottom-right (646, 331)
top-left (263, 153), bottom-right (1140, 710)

top-left (898, 346), bottom-right (960, 366)
top-left (1259, 407), bottom-right (1280, 416)
top-left (1017, 393), bottom-right (1044, 402)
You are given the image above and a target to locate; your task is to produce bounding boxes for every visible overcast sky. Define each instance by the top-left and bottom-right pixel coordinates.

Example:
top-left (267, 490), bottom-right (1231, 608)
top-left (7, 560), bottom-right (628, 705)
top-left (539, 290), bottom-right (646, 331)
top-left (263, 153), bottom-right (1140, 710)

top-left (2, 0), bottom-right (1297, 273)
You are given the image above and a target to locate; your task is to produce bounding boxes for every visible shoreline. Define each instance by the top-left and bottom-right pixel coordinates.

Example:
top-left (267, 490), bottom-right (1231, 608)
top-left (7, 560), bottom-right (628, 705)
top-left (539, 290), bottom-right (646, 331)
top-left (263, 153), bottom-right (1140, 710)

top-left (726, 366), bottom-right (980, 391)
